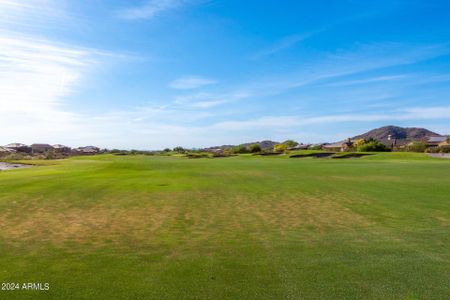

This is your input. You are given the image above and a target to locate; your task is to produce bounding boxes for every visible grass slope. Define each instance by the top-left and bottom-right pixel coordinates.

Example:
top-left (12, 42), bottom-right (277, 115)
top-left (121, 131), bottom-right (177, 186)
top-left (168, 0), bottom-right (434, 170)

top-left (0, 153), bottom-right (449, 299)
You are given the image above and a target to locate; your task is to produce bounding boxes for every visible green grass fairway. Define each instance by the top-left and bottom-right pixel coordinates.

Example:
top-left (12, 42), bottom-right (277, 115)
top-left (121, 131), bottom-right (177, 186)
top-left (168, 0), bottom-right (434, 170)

top-left (0, 154), bottom-right (449, 299)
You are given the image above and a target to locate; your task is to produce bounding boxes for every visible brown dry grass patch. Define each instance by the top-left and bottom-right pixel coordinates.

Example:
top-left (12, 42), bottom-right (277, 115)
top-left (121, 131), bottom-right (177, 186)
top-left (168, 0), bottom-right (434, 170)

top-left (0, 191), bottom-right (371, 250)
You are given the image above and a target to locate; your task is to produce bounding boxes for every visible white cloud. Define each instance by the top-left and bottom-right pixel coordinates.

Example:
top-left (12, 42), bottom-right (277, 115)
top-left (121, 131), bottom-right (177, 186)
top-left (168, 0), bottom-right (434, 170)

top-left (117, 0), bottom-right (188, 20)
top-left (0, 31), bottom-right (97, 143)
top-left (169, 76), bottom-right (217, 90)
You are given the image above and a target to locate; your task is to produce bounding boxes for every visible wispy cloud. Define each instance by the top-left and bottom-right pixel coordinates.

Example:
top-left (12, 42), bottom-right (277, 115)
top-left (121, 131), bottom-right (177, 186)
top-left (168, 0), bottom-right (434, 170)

top-left (0, 0), bottom-right (70, 31)
top-left (251, 31), bottom-right (321, 60)
top-left (174, 90), bottom-right (251, 108)
top-left (169, 76), bottom-right (217, 89)
top-left (323, 74), bottom-right (409, 87)
top-left (240, 43), bottom-right (450, 99)
top-left (117, 0), bottom-right (190, 20)
top-left (213, 106), bottom-right (450, 131)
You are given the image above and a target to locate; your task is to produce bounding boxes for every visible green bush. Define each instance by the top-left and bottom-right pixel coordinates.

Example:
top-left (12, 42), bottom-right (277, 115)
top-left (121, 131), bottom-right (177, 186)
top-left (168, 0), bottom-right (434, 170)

top-left (426, 147), bottom-right (440, 153)
top-left (357, 141), bottom-right (390, 152)
top-left (248, 144), bottom-right (261, 153)
top-left (282, 140), bottom-right (298, 148)
top-left (406, 142), bottom-right (427, 153)
top-left (274, 143), bottom-right (288, 153)
top-left (308, 144), bottom-right (322, 150)
top-left (439, 146), bottom-right (450, 153)
top-left (232, 145), bottom-right (248, 154)
top-left (173, 146), bottom-right (186, 153)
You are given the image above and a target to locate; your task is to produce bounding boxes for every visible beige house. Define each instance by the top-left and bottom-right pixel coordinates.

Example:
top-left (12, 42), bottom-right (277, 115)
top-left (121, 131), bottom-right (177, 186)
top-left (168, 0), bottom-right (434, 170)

top-left (5, 143), bottom-right (32, 153)
top-left (31, 144), bottom-right (54, 154)
top-left (322, 139), bottom-right (354, 152)
top-left (53, 144), bottom-right (71, 153)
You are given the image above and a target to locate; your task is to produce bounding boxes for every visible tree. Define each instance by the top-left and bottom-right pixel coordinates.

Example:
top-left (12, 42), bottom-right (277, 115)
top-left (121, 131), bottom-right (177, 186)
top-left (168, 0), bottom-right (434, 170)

top-left (248, 144), bottom-right (262, 153)
top-left (357, 140), bottom-right (389, 152)
top-left (45, 149), bottom-right (55, 160)
top-left (232, 145), bottom-right (248, 154)
top-left (274, 143), bottom-right (288, 153)
top-left (173, 146), bottom-right (186, 153)
top-left (353, 139), bottom-right (366, 148)
top-left (282, 140), bottom-right (298, 148)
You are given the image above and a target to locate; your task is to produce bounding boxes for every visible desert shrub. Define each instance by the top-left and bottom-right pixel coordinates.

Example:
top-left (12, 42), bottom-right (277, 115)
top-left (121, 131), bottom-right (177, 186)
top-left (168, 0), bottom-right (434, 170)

top-left (2, 153), bottom-right (31, 160)
top-left (406, 142), bottom-right (427, 153)
top-left (357, 141), bottom-right (390, 152)
top-left (426, 147), bottom-right (440, 153)
top-left (274, 143), bottom-right (288, 153)
top-left (439, 146), bottom-right (450, 153)
top-left (45, 150), bottom-right (55, 160)
top-left (248, 144), bottom-right (262, 153)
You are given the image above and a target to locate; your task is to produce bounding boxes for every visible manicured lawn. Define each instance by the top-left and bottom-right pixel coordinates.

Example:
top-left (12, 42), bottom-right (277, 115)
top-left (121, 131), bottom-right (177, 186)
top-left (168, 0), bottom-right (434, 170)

top-left (0, 153), bottom-right (449, 299)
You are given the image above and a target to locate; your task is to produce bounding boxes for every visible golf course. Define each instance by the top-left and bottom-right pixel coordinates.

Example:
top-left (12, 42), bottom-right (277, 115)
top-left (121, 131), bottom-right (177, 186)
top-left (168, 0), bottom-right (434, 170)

top-left (0, 153), bottom-right (449, 299)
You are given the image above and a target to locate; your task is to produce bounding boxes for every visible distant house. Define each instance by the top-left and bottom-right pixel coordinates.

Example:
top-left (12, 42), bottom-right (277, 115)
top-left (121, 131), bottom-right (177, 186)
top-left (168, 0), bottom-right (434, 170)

top-left (322, 139), bottom-right (354, 152)
top-left (31, 144), bottom-right (54, 154)
top-left (426, 136), bottom-right (448, 147)
top-left (205, 148), bottom-right (223, 154)
top-left (53, 144), bottom-right (71, 154)
top-left (0, 146), bottom-right (16, 156)
top-left (75, 146), bottom-right (100, 155)
top-left (437, 136), bottom-right (449, 148)
top-left (4, 143), bottom-right (32, 153)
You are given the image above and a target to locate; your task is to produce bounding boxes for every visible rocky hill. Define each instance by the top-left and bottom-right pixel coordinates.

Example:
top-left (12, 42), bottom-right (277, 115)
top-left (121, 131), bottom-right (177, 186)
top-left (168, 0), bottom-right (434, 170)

top-left (353, 126), bottom-right (441, 141)
top-left (351, 125), bottom-right (442, 147)
top-left (240, 140), bottom-right (279, 149)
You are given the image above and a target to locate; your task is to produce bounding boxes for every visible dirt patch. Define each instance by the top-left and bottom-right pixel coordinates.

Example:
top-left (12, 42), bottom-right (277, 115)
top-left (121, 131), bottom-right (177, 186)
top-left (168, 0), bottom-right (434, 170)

top-left (0, 191), bottom-right (371, 250)
top-left (0, 204), bottom-right (179, 249)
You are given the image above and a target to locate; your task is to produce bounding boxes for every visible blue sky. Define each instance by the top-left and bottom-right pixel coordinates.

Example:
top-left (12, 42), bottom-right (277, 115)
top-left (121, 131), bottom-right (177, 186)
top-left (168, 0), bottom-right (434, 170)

top-left (1, 0), bottom-right (450, 149)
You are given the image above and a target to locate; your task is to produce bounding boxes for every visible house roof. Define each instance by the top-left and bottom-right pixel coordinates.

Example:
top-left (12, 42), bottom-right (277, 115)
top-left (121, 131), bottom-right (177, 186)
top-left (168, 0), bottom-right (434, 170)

top-left (427, 136), bottom-right (447, 143)
top-left (77, 146), bottom-right (100, 152)
top-left (323, 142), bottom-right (346, 148)
top-left (287, 144), bottom-right (310, 150)
top-left (53, 144), bottom-right (70, 149)
top-left (0, 146), bottom-right (16, 153)
top-left (5, 143), bottom-right (28, 148)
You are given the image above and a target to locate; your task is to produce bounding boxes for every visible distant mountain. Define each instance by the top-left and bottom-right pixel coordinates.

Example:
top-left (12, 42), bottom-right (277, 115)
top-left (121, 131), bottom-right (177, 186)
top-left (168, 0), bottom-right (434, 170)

top-left (353, 125), bottom-right (441, 145)
top-left (240, 140), bottom-right (279, 149)
top-left (205, 140), bottom-right (279, 150)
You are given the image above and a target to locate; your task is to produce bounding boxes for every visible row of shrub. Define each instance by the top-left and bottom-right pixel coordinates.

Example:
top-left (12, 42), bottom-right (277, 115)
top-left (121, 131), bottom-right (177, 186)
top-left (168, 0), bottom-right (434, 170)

top-left (425, 145), bottom-right (450, 153)
top-left (354, 139), bottom-right (390, 152)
